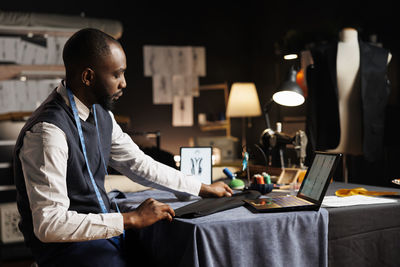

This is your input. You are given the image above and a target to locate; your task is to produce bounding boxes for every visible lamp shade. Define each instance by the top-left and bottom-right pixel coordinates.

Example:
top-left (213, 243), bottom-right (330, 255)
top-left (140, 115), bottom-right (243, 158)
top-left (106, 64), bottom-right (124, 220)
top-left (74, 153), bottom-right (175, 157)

top-left (226, 83), bottom-right (262, 118)
top-left (272, 66), bottom-right (305, 107)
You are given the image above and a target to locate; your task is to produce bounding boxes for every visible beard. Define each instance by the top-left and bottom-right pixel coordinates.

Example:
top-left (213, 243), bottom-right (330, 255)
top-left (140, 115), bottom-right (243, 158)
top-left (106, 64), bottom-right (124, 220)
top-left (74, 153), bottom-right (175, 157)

top-left (94, 85), bottom-right (122, 111)
top-left (98, 93), bottom-right (115, 111)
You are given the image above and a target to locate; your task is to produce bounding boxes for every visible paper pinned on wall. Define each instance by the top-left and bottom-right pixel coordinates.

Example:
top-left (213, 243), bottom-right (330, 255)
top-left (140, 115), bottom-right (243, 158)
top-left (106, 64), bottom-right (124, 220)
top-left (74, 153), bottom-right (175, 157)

top-left (0, 35), bottom-right (68, 65)
top-left (144, 45), bottom-right (205, 126)
top-left (143, 46), bottom-right (173, 76)
top-left (14, 81), bottom-right (28, 112)
top-left (172, 75), bottom-right (200, 97)
top-left (144, 45), bottom-right (205, 77)
top-left (172, 95), bottom-right (193, 127)
top-left (143, 45), bottom-right (205, 104)
top-left (26, 80), bottom-right (40, 111)
top-left (192, 47), bottom-right (206, 77)
top-left (0, 81), bottom-right (17, 113)
top-left (152, 75), bottom-right (173, 104)
top-left (38, 79), bottom-right (59, 104)
top-left (0, 37), bottom-right (20, 63)
top-left (171, 46), bottom-right (192, 75)
top-left (188, 75), bottom-right (200, 97)
top-left (0, 81), bottom-right (7, 114)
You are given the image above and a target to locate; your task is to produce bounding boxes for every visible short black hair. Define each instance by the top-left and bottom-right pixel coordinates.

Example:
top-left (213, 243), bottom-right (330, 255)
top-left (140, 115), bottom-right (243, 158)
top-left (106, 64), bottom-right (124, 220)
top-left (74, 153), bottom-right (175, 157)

top-left (62, 28), bottom-right (118, 76)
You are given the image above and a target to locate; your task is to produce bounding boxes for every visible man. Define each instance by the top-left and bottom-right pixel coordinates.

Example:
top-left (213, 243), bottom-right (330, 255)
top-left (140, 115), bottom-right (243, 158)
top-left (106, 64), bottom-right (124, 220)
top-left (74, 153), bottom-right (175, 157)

top-left (13, 28), bottom-right (232, 266)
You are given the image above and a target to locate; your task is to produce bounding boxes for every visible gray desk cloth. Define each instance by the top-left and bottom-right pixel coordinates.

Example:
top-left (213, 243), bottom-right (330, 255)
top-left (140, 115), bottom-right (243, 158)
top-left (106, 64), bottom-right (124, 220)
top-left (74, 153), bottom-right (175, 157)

top-left (109, 189), bottom-right (329, 267)
top-left (324, 182), bottom-right (400, 267)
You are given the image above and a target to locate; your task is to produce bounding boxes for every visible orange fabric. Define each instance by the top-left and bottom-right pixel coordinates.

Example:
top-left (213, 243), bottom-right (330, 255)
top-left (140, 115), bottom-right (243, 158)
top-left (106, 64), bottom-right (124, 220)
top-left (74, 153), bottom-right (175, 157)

top-left (335, 187), bottom-right (399, 197)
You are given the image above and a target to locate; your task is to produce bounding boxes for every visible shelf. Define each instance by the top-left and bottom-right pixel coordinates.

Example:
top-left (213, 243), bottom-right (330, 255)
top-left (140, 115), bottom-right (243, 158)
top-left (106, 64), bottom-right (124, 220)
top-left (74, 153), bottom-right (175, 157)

top-left (199, 121), bottom-right (229, 131)
top-left (0, 112), bottom-right (32, 121)
top-left (198, 82), bottom-right (231, 136)
top-left (0, 65), bottom-right (65, 80)
top-left (0, 25), bottom-right (78, 37)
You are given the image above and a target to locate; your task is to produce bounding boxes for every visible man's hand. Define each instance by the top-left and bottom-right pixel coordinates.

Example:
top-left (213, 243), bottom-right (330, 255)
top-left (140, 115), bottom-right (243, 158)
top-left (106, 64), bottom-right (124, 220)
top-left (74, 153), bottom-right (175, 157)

top-left (122, 198), bottom-right (175, 229)
top-left (199, 181), bottom-right (233, 198)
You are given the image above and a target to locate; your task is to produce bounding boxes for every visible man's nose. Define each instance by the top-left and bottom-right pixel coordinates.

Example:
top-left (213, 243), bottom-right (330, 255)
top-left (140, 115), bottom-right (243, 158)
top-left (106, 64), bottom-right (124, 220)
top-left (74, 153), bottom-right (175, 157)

top-left (120, 75), bottom-right (127, 89)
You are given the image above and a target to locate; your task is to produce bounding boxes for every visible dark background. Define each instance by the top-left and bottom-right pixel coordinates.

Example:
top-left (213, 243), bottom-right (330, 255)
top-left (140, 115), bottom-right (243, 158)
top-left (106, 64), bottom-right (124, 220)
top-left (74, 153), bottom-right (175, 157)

top-left (2, 1), bottom-right (400, 184)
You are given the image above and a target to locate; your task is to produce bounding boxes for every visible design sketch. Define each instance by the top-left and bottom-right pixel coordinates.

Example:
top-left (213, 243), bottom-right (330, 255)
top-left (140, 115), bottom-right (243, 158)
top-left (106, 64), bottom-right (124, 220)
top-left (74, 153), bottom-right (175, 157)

top-left (180, 147), bottom-right (212, 185)
top-left (190, 150), bottom-right (203, 175)
top-left (143, 45), bottom-right (205, 104)
top-left (172, 95), bottom-right (193, 126)
top-left (152, 75), bottom-right (173, 104)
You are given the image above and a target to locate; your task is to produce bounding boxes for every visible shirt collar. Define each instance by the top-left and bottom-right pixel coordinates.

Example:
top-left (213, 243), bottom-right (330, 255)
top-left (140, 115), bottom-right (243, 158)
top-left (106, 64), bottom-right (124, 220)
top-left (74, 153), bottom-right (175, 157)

top-left (57, 80), bottom-right (91, 121)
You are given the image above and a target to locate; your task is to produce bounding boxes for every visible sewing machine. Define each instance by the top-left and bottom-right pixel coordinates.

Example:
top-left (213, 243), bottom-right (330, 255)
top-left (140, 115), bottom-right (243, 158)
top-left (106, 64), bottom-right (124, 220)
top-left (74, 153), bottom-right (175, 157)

top-left (259, 126), bottom-right (307, 169)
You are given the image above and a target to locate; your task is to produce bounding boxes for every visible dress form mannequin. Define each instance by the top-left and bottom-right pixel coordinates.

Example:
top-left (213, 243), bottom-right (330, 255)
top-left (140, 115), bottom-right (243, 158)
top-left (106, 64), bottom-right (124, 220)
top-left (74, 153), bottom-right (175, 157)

top-left (327, 27), bottom-right (362, 156)
top-left (327, 27), bottom-right (392, 181)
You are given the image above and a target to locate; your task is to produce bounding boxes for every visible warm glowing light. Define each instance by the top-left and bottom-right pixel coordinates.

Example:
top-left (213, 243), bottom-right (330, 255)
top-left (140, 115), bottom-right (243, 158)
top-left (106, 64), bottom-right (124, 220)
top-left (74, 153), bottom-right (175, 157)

top-left (272, 91), bottom-right (305, 106)
top-left (283, 54), bottom-right (298, 60)
top-left (226, 83), bottom-right (262, 118)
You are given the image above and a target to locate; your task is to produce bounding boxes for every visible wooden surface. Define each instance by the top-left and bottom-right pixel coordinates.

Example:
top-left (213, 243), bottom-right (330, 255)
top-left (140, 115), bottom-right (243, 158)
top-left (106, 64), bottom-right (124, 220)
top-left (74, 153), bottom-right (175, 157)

top-left (0, 65), bottom-right (65, 81)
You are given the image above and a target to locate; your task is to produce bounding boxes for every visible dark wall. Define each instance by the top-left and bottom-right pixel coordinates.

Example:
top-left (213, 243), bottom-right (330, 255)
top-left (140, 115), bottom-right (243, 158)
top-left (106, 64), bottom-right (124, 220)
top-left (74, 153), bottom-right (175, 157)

top-left (2, 2), bottom-right (400, 173)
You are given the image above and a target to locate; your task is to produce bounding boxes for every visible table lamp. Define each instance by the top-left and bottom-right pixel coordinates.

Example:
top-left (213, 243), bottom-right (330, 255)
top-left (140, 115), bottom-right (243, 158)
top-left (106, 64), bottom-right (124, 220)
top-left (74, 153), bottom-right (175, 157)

top-left (226, 82), bottom-right (262, 152)
top-left (264, 66), bottom-right (305, 129)
top-left (261, 66), bottom-right (305, 168)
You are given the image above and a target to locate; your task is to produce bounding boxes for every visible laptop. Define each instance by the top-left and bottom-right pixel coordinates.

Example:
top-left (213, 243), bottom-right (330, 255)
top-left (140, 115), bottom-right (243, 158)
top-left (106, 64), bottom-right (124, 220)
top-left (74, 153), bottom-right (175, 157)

top-left (180, 146), bottom-right (213, 185)
top-left (244, 151), bottom-right (342, 213)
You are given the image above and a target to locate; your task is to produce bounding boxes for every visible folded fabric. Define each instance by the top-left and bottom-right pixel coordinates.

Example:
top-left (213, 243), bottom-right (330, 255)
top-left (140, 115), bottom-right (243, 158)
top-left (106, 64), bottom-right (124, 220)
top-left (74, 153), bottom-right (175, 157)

top-left (335, 187), bottom-right (399, 197)
top-left (174, 190), bottom-right (261, 218)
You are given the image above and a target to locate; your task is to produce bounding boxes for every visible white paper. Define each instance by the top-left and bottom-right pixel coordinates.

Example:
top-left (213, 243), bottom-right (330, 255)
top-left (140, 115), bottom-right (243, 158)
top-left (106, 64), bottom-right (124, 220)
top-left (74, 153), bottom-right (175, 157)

top-left (17, 40), bottom-right (35, 65)
top-left (322, 195), bottom-right (398, 207)
top-left (172, 95), bottom-right (193, 126)
top-left (192, 47), bottom-right (206, 76)
top-left (152, 75), bottom-right (173, 104)
top-left (143, 46), bottom-right (173, 76)
top-left (1, 80), bottom-right (17, 113)
top-left (143, 45), bottom-right (206, 77)
top-left (143, 45), bottom-right (205, 113)
top-left (34, 45), bottom-right (47, 65)
top-left (172, 75), bottom-right (199, 97)
top-left (46, 36), bottom-right (57, 65)
top-left (0, 37), bottom-right (21, 63)
top-left (171, 46), bottom-right (192, 75)
top-left (0, 81), bottom-right (6, 113)
top-left (54, 37), bottom-right (68, 65)
top-left (38, 79), bottom-right (59, 104)
top-left (26, 80), bottom-right (39, 111)
top-left (187, 75), bottom-right (200, 97)
top-left (172, 75), bottom-right (185, 96)
top-left (143, 46), bottom-right (153, 76)
top-left (14, 81), bottom-right (29, 111)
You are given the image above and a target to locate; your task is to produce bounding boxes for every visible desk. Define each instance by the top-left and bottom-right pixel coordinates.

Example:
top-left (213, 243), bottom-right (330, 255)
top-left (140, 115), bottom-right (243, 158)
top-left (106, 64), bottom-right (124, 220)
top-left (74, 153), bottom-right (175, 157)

top-left (113, 190), bottom-right (329, 267)
top-left (112, 182), bottom-right (400, 267)
top-left (325, 182), bottom-right (400, 267)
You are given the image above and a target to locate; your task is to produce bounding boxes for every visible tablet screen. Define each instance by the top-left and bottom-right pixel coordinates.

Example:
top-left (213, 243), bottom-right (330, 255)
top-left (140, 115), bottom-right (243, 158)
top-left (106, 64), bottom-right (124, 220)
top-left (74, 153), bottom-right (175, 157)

top-left (180, 147), bottom-right (212, 184)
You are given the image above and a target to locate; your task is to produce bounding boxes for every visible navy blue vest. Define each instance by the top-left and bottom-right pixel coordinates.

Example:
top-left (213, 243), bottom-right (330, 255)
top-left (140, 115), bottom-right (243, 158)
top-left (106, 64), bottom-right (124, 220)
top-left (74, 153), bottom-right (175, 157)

top-left (13, 89), bottom-right (113, 262)
top-left (306, 41), bottom-right (390, 162)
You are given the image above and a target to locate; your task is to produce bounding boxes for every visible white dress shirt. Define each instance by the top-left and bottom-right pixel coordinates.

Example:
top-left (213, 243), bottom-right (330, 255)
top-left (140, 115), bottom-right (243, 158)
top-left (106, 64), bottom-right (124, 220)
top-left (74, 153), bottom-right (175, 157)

top-left (19, 82), bottom-right (201, 243)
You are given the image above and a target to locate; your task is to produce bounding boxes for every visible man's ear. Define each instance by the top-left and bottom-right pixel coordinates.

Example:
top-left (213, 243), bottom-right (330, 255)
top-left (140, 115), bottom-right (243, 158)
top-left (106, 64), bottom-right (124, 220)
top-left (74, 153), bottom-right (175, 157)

top-left (82, 67), bottom-right (95, 86)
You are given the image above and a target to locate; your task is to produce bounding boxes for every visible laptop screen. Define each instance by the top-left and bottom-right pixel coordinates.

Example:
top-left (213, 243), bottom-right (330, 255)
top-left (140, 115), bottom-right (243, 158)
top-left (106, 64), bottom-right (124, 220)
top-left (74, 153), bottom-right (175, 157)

top-left (180, 147), bottom-right (212, 185)
top-left (297, 152), bottom-right (341, 203)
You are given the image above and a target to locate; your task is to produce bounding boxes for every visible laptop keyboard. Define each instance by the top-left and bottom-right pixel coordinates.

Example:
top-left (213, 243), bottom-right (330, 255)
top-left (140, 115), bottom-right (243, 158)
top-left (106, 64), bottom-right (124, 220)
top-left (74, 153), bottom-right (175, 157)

top-left (272, 196), bottom-right (312, 207)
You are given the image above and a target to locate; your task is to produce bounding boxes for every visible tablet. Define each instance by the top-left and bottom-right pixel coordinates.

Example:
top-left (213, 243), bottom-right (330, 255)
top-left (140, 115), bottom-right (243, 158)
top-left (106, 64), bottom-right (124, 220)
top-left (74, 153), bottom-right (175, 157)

top-left (180, 147), bottom-right (212, 184)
